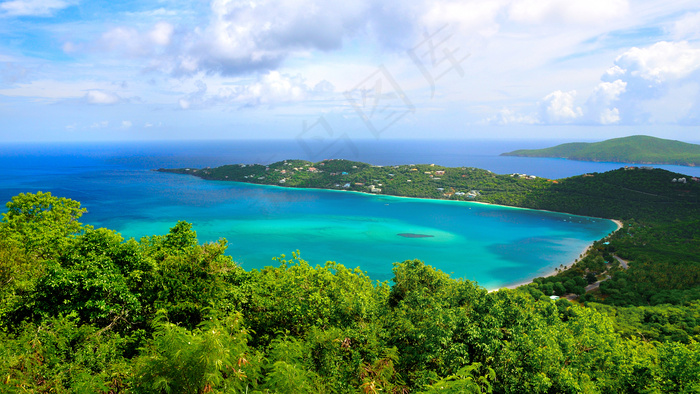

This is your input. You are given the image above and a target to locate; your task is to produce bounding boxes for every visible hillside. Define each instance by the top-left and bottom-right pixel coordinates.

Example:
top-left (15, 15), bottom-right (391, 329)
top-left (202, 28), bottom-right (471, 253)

top-left (501, 135), bottom-right (700, 166)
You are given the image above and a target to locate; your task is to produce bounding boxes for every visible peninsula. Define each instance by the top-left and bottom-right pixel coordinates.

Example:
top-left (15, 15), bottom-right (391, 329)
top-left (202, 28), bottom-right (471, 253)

top-left (158, 159), bottom-right (700, 222)
top-left (501, 135), bottom-right (700, 167)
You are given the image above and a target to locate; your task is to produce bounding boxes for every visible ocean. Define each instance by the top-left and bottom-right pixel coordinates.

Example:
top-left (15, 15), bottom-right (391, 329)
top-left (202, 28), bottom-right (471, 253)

top-left (2, 139), bottom-right (692, 289)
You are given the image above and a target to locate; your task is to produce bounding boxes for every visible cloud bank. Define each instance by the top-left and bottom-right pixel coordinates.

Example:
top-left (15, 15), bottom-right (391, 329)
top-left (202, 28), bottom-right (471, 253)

top-left (495, 40), bottom-right (700, 126)
top-left (0, 0), bottom-right (75, 17)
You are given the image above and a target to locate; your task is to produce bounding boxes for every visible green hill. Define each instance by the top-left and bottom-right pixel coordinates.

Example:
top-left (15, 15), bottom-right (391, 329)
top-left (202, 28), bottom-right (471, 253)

top-left (501, 135), bottom-right (700, 166)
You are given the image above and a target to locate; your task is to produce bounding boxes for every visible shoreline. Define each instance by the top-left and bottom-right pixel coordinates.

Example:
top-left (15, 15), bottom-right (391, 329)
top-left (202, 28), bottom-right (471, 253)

top-left (490, 219), bottom-right (623, 292)
top-left (201, 174), bottom-right (619, 222)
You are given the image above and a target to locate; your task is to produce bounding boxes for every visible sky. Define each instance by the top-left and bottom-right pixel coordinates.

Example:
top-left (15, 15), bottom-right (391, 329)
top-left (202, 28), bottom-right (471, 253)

top-left (1, 0), bottom-right (700, 142)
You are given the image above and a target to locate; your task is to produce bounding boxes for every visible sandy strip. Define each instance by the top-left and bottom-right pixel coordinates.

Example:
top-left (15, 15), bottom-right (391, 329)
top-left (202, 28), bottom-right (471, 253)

top-left (490, 219), bottom-right (623, 292)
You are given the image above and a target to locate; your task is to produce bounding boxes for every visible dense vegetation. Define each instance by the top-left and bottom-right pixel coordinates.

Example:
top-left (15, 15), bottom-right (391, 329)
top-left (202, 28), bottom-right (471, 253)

top-left (2, 192), bottom-right (700, 393)
top-left (501, 135), bottom-right (700, 167)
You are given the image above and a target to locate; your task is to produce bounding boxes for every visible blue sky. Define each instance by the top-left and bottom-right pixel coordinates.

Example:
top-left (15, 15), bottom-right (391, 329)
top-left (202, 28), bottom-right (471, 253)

top-left (1, 0), bottom-right (700, 142)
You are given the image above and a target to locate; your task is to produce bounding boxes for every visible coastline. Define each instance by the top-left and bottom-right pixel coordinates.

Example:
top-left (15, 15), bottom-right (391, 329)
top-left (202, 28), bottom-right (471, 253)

top-left (490, 218), bottom-right (623, 292)
top-left (203, 174), bottom-right (614, 220)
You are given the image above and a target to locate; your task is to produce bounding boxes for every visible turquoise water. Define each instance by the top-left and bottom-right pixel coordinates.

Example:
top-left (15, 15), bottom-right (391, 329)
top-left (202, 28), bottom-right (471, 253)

top-left (0, 141), bottom-right (624, 289)
top-left (102, 175), bottom-right (617, 289)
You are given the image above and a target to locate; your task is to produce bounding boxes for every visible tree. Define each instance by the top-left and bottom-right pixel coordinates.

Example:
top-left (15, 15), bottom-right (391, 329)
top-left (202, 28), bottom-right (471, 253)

top-left (0, 193), bottom-right (90, 330)
top-left (1, 192), bottom-right (86, 259)
top-left (585, 272), bottom-right (597, 285)
top-left (419, 363), bottom-right (495, 394)
top-left (162, 221), bottom-right (198, 252)
top-left (131, 310), bottom-right (259, 394)
top-left (553, 282), bottom-right (567, 296)
top-left (386, 260), bottom-right (485, 388)
top-left (25, 229), bottom-right (142, 329)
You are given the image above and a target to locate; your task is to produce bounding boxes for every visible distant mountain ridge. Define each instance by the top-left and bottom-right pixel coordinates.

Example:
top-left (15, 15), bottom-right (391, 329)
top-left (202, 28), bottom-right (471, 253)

top-left (501, 135), bottom-right (700, 167)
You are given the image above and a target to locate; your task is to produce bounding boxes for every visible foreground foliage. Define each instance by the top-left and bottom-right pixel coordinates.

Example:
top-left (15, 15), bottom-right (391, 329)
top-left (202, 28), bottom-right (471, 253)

top-left (1, 192), bottom-right (700, 393)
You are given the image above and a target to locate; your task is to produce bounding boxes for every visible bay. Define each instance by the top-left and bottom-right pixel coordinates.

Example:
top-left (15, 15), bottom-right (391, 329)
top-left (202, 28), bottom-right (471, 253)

top-left (1, 139), bottom-right (679, 289)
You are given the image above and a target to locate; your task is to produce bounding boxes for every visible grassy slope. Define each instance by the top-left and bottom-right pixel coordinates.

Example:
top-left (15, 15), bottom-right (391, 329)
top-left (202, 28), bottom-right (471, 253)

top-left (501, 135), bottom-right (700, 166)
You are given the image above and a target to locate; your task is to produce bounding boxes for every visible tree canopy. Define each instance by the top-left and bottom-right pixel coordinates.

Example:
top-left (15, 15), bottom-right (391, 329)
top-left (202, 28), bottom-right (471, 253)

top-left (1, 192), bottom-right (699, 393)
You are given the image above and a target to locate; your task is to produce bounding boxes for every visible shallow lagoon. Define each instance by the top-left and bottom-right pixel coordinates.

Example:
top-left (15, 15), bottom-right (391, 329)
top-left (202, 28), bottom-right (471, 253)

top-left (98, 175), bottom-right (617, 289)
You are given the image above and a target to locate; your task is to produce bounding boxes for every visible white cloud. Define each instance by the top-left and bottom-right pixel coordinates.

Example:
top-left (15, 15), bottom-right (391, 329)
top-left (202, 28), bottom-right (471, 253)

top-left (494, 80), bottom-right (627, 125)
top-left (599, 108), bottom-right (621, 124)
top-left (180, 0), bottom-right (370, 76)
top-left (62, 41), bottom-right (79, 54)
top-left (585, 79), bottom-right (626, 124)
top-left (0, 79), bottom-right (137, 104)
top-left (90, 121), bottom-right (109, 128)
top-left (75, 0), bottom-right (498, 77)
top-left (422, 0), bottom-right (504, 37)
top-left (484, 108), bottom-right (538, 125)
top-left (539, 90), bottom-right (582, 123)
top-left (178, 71), bottom-right (333, 109)
top-left (99, 27), bottom-right (141, 53)
top-left (0, 0), bottom-right (74, 17)
top-left (604, 65), bottom-right (626, 79)
top-left (506, 41), bottom-right (700, 126)
top-left (606, 41), bottom-right (700, 123)
top-left (85, 90), bottom-right (121, 104)
top-left (149, 22), bottom-right (174, 46)
top-left (97, 22), bottom-right (175, 58)
top-left (178, 99), bottom-right (191, 110)
top-left (668, 12), bottom-right (700, 40)
top-left (123, 7), bottom-right (180, 19)
top-left (234, 71), bottom-right (311, 106)
top-left (508, 0), bottom-right (629, 25)
top-left (178, 79), bottom-right (207, 109)
top-left (121, 120), bottom-right (132, 128)
top-left (614, 41), bottom-right (700, 83)
top-left (420, 0), bottom-right (629, 38)
top-left (76, 0), bottom-right (366, 75)
top-left (592, 80), bottom-right (627, 102)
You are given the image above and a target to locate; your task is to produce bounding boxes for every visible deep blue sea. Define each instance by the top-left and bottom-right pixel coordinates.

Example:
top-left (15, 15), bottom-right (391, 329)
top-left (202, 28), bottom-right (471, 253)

top-left (1, 139), bottom-right (695, 289)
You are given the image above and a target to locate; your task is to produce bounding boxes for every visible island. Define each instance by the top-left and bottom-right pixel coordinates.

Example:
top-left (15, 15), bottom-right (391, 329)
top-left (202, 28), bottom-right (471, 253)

top-left (501, 135), bottom-right (700, 167)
